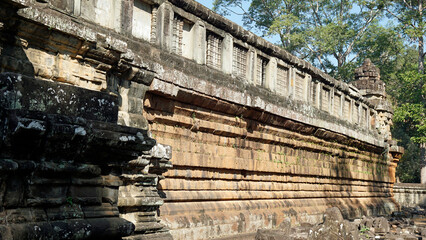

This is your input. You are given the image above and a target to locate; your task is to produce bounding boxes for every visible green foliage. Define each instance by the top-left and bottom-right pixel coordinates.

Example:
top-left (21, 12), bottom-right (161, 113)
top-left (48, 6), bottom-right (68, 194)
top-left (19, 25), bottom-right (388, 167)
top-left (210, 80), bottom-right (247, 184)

top-left (214, 0), bottom-right (387, 80)
top-left (360, 226), bottom-right (370, 233)
top-left (391, 70), bottom-right (425, 144)
top-left (385, 0), bottom-right (425, 72)
top-left (387, 60), bottom-right (425, 182)
top-left (66, 196), bottom-right (74, 205)
top-left (394, 126), bottom-right (422, 183)
top-left (386, 0), bottom-right (426, 41)
top-left (395, 103), bottom-right (425, 143)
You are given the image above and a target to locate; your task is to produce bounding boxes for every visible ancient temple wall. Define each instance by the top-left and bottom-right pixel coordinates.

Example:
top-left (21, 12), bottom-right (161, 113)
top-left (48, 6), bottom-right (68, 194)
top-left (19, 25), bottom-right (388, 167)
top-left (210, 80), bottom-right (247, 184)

top-left (394, 183), bottom-right (426, 208)
top-left (0, 0), bottom-right (403, 239)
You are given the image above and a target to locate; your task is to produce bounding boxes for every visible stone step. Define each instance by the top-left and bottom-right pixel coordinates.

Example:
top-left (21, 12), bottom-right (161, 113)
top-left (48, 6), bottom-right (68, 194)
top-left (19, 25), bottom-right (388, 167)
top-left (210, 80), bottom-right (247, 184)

top-left (134, 222), bottom-right (165, 232)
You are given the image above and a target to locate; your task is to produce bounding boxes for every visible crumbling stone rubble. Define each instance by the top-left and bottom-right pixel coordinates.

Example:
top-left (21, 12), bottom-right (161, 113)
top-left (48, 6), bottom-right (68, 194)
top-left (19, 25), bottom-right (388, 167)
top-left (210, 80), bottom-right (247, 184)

top-left (255, 207), bottom-right (426, 240)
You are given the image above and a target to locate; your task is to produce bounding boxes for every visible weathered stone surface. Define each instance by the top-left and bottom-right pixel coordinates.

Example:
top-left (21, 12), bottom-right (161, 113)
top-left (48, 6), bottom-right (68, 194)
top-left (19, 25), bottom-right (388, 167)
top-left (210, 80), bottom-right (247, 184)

top-left (394, 183), bottom-right (426, 208)
top-left (0, 0), bottom-right (404, 239)
top-left (0, 72), bottom-right (163, 239)
top-left (254, 208), bottom-right (426, 240)
top-left (255, 229), bottom-right (287, 240)
top-left (0, 218), bottom-right (135, 240)
top-left (0, 73), bottom-right (119, 123)
top-left (373, 217), bottom-right (390, 234)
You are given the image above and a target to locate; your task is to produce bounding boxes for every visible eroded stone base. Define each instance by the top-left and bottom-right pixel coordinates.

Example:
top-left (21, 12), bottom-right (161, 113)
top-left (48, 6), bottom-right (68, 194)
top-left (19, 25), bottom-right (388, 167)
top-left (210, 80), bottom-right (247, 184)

top-left (161, 198), bottom-right (397, 239)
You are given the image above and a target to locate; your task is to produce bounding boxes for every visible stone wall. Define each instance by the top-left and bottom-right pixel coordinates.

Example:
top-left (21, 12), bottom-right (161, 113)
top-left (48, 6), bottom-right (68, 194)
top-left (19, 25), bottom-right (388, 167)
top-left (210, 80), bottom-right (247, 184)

top-left (0, 0), bottom-right (403, 239)
top-left (0, 72), bottom-right (169, 239)
top-left (394, 183), bottom-right (426, 208)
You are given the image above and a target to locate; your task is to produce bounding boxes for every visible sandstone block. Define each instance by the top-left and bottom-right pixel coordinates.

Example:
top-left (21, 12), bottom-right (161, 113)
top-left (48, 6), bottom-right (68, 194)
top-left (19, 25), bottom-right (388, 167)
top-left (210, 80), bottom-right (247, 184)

top-left (46, 205), bottom-right (84, 221)
top-left (69, 186), bottom-right (102, 205)
top-left (102, 187), bottom-right (119, 204)
top-left (3, 176), bottom-right (25, 207)
top-left (255, 229), bottom-right (286, 240)
top-left (373, 217), bottom-right (390, 234)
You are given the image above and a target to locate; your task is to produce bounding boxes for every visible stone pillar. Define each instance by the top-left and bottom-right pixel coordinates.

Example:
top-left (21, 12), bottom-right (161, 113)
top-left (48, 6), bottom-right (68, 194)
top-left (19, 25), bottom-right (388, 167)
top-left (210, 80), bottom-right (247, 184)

top-left (247, 47), bottom-right (255, 83)
top-left (330, 87), bottom-right (335, 114)
top-left (314, 81), bottom-right (320, 108)
top-left (116, 66), bottom-right (155, 130)
top-left (339, 93), bottom-right (344, 117)
top-left (421, 168), bottom-right (426, 184)
top-left (222, 33), bottom-right (233, 74)
top-left (193, 20), bottom-right (206, 65)
top-left (389, 143), bottom-right (405, 184)
top-left (156, 2), bottom-right (173, 51)
top-left (73, 0), bottom-right (81, 16)
top-left (289, 68), bottom-right (295, 100)
top-left (120, 0), bottom-right (133, 36)
top-left (304, 74), bottom-right (311, 103)
top-left (119, 143), bottom-right (173, 240)
top-left (265, 57), bottom-right (277, 91)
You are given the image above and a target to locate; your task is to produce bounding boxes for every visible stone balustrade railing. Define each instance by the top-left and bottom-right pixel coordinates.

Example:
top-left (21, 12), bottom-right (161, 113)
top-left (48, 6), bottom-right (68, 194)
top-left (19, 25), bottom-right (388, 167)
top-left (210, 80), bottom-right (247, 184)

top-left (394, 183), bottom-right (426, 208)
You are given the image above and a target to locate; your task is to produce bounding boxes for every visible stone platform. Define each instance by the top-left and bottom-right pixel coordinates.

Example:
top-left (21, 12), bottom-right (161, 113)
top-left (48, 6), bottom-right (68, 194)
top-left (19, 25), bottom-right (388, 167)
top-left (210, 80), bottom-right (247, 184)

top-left (0, 0), bottom-right (404, 239)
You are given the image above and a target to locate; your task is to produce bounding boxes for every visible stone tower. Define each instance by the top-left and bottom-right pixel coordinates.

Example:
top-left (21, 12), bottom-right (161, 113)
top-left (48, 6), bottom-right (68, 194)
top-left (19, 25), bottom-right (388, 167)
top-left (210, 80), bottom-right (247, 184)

top-left (352, 59), bottom-right (394, 141)
top-left (352, 59), bottom-right (404, 183)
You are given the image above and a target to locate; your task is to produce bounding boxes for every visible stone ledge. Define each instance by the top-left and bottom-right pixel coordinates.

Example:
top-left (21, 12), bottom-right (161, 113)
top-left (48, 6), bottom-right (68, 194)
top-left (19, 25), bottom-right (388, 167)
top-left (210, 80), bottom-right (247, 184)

top-left (0, 73), bottom-right (118, 123)
top-left (149, 78), bottom-right (386, 149)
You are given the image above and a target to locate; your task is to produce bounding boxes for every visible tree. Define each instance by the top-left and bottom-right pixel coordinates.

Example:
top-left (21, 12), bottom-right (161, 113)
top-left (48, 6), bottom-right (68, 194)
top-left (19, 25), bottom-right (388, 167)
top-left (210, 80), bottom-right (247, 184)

top-left (385, 0), bottom-right (426, 73)
top-left (385, 0), bottom-right (426, 181)
top-left (213, 0), bottom-right (386, 80)
top-left (379, 47), bottom-right (426, 183)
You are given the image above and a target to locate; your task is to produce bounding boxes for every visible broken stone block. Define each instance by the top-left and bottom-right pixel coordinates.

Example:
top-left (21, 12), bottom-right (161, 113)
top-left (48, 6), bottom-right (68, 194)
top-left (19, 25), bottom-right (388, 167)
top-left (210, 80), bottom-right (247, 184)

top-left (324, 207), bottom-right (344, 224)
top-left (309, 207), bottom-right (360, 240)
top-left (278, 217), bottom-right (292, 235)
top-left (373, 217), bottom-right (390, 234)
top-left (255, 229), bottom-right (287, 240)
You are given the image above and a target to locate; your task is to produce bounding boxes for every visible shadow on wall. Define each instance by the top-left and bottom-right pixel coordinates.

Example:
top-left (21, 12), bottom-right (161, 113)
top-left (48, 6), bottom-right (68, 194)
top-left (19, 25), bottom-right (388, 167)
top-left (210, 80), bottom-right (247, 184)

top-left (0, 2), bottom-right (35, 77)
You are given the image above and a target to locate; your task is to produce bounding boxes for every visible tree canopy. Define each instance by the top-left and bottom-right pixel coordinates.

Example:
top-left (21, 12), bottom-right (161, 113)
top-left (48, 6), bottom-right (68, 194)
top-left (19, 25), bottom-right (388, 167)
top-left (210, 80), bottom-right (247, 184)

top-left (214, 0), bottom-right (391, 80)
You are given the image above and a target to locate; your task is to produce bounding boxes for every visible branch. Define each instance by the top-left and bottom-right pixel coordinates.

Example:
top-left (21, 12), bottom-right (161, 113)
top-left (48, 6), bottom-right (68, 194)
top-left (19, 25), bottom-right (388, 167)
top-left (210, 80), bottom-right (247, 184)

top-left (221, 1), bottom-right (258, 26)
top-left (348, 52), bottom-right (361, 63)
top-left (402, 0), bottom-right (414, 10)
top-left (225, 7), bottom-right (244, 16)
top-left (309, 0), bottom-right (323, 27)
top-left (342, 9), bottom-right (380, 61)
top-left (259, 0), bottom-right (279, 22)
top-left (386, 8), bottom-right (417, 29)
top-left (306, 44), bottom-right (328, 73)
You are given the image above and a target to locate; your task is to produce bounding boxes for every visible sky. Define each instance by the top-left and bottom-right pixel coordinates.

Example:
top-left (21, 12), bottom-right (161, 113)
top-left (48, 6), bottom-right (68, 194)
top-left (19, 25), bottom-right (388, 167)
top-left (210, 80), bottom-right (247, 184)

top-left (196, 0), bottom-right (279, 43)
top-left (196, 1), bottom-right (244, 26)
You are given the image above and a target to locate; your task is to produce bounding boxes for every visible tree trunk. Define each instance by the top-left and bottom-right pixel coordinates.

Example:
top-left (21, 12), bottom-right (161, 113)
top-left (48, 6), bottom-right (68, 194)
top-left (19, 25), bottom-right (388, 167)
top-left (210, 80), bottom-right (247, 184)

top-left (419, 0), bottom-right (424, 73)
top-left (421, 143), bottom-right (426, 183)
top-left (419, 36), bottom-right (424, 73)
